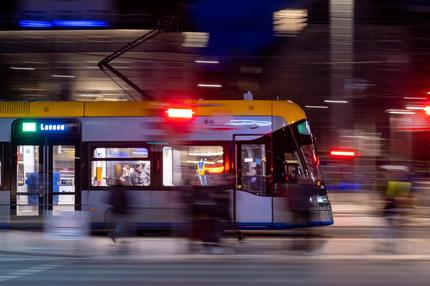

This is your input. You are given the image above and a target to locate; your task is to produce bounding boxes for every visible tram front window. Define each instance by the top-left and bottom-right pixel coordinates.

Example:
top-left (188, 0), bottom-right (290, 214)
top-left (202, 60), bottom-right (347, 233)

top-left (273, 120), bottom-right (322, 194)
top-left (293, 121), bottom-right (322, 182)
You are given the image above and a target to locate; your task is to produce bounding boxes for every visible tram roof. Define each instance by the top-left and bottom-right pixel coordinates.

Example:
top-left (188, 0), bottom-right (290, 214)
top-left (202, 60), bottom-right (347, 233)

top-left (0, 100), bottom-right (306, 125)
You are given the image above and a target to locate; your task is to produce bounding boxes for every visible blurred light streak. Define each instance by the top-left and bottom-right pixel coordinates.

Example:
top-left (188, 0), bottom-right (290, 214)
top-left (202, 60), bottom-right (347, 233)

top-left (10, 67), bottom-right (35, 71)
top-left (404, 97), bottom-right (427, 100)
top-left (225, 120), bottom-right (272, 126)
top-left (51, 74), bottom-right (75, 78)
top-left (20, 20), bottom-right (107, 28)
top-left (305, 105), bottom-right (329, 109)
top-left (19, 20), bottom-right (52, 28)
top-left (80, 94), bottom-right (104, 97)
top-left (425, 106), bottom-right (430, 116)
top-left (98, 98), bottom-right (128, 101)
top-left (386, 109), bottom-right (415, 115)
top-left (273, 9), bottom-right (307, 36)
top-left (324, 100), bottom-right (349, 103)
top-left (182, 32), bottom-right (209, 48)
top-left (52, 20), bottom-right (108, 28)
top-left (194, 60), bottom-right (219, 64)
top-left (380, 165), bottom-right (409, 171)
top-left (405, 106), bottom-right (425, 110)
top-left (20, 94), bottom-right (47, 97)
top-left (197, 83), bottom-right (222, 88)
top-left (19, 88), bottom-right (43, 91)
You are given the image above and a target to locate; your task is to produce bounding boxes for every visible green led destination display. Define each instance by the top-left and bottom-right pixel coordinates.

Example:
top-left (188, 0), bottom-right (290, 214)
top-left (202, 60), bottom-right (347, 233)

top-left (22, 122), bottom-right (37, 132)
top-left (22, 122), bottom-right (66, 133)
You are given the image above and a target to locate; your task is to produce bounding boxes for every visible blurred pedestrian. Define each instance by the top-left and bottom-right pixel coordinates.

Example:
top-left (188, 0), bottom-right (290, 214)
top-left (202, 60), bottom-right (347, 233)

top-left (286, 176), bottom-right (313, 252)
top-left (213, 174), bottom-right (244, 242)
top-left (188, 188), bottom-right (221, 253)
top-left (381, 166), bottom-right (413, 251)
top-left (107, 180), bottom-right (131, 244)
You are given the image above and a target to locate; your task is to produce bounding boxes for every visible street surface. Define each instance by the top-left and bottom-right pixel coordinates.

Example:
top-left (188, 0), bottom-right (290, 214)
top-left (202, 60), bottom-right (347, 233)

top-left (0, 226), bottom-right (430, 285)
top-left (0, 253), bottom-right (429, 285)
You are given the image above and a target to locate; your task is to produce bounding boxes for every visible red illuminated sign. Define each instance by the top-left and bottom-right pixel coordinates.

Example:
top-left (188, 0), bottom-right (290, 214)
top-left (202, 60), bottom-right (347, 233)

top-left (329, 149), bottom-right (357, 158)
top-left (166, 108), bottom-right (194, 118)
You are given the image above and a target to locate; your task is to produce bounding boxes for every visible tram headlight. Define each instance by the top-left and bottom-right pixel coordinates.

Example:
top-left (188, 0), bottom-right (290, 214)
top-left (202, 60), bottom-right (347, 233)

top-left (310, 195), bottom-right (329, 206)
top-left (316, 195), bottom-right (328, 204)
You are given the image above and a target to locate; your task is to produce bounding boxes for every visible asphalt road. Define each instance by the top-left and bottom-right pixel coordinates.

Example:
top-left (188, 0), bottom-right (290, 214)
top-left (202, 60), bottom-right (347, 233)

top-left (0, 254), bottom-right (429, 286)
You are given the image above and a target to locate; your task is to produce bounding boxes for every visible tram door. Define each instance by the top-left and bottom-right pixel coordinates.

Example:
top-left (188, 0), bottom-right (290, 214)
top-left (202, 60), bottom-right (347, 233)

top-left (12, 120), bottom-right (81, 218)
top-left (234, 135), bottom-right (272, 227)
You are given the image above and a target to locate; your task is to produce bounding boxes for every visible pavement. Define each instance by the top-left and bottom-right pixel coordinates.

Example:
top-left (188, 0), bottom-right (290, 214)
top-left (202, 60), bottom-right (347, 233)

top-left (1, 192), bottom-right (429, 261)
top-left (0, 226), bottom-right (429, 260)
top-left (1, 255), bottom-right (430, 285)
top-left (0, 203), bottom-right (429, 285)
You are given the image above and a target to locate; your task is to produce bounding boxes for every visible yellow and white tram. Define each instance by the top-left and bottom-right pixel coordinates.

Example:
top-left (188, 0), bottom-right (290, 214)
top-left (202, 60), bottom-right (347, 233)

top-left (0, 100), bottom-right (333, 229)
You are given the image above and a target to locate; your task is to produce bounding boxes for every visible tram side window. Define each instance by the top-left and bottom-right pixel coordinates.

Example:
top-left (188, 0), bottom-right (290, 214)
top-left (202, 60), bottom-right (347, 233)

top-left (91, 147), bottom-right (150, 187)
top-left (162, 146), bottom-right (225, 187)
top-left (273, 128), bottom-right (306, 194)
top-left (240, 144), bottom-right (268, 196)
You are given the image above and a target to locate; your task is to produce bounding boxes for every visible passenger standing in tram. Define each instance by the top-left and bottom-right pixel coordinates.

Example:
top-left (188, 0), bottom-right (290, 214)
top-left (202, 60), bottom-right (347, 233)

top-left (196, 159), bottom-right (209, 186)
top-left (119, 164), bottom-right (132, 186)
top-left (131, 162), bottom-right (150, 186)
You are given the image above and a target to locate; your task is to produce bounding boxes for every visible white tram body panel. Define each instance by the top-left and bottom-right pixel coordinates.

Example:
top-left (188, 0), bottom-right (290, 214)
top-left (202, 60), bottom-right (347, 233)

top-left (80, 115), bottom-right (276, 229)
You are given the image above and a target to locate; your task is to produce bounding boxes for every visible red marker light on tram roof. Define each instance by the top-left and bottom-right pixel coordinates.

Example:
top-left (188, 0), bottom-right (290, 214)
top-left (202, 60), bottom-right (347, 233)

top-left (329, 149), bottom-right (356, 158)
top-left (166, 108), bottom-right (194, 118)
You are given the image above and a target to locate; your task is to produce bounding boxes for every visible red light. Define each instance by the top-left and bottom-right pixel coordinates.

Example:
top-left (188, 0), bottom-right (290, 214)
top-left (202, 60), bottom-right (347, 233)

top-left (166, 108), bottom-right (194, 118)
top-left (329, 149), bottom-right (356, 158)
top-left (425, 106), bottom-right (430, 116)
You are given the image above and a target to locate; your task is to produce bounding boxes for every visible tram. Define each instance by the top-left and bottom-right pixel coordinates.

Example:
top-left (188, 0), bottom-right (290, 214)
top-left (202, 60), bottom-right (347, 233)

top-left (0, 100), bottom-right (333, 229)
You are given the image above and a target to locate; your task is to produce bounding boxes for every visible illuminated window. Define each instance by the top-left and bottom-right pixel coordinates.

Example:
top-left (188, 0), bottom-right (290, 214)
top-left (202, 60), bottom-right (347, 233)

top-left (273, 9), bottom-right (308, 36)
top-left (93, 147), bottom-right (148, 159)
top-left (163, 146), bottom-right (224, 187)
top-left (91, 147), bottom-right (150, 187)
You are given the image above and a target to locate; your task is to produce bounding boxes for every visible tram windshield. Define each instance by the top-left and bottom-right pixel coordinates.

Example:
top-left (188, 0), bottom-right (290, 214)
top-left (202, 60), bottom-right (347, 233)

top-left (292, 121), bottom-right (322, 182)
top-left (274, 120), bottom-right (322, 187)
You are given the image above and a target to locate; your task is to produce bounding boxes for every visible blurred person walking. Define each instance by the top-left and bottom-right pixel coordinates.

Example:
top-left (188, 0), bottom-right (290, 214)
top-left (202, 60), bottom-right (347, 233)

top-left (107, 180), bottom-right (132, 245)
top-left (213, 173), bottom-right (244, 242)
top-left (188, 187), bottom-right (221, 253)
top-left (381, 166), bottom-right (414, 252)
top-left (286, 176), bottom-right (313, 253)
